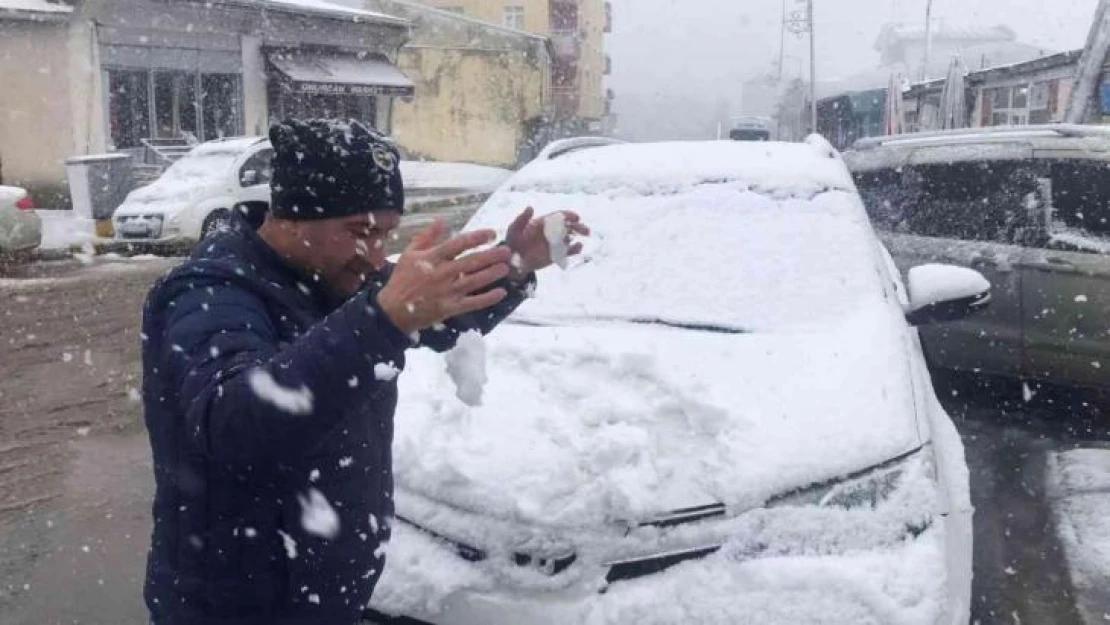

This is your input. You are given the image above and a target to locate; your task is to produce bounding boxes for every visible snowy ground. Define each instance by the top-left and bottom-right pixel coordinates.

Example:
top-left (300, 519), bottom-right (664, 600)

top-left (1047, 447), bottom-right (1110, 625)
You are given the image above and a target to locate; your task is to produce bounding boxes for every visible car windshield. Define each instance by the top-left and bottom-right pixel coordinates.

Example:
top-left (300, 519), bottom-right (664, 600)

top-left (161, 149), bottom-right (242, 183)
top-left (473, 180), bottom-right (885, 332)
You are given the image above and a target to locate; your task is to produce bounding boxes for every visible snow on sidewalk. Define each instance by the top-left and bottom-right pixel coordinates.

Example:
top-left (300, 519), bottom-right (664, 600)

top-left (1047, 448), bottom-right (1110, 625)
top-left (36, 210), bottom-right (103, 250)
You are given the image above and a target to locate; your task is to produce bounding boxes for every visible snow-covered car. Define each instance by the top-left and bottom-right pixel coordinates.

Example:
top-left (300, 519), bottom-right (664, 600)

top-left (844, 124), bottom-right (1110, 390)
top-left (113, 136), bottom-right (273, 245)
top-left (367, 137), bottom-right (981, 624)
top-left (0, 185), bottom-right (42, 256)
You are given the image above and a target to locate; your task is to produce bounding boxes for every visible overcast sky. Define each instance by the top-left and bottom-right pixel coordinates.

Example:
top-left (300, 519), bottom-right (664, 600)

top-left (607, 0), bottom-right (1099, 139)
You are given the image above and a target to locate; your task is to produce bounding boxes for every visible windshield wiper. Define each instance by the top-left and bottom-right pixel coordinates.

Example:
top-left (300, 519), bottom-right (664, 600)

top-left (507, 316), bottom-right (747, 334)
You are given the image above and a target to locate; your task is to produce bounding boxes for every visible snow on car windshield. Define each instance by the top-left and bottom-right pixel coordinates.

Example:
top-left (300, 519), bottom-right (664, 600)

top-left (469, 142), bottom-right (884, 331)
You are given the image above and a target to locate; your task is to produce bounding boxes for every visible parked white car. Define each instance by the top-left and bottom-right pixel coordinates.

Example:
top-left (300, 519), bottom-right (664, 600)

top-left (0, 185), bottom-right (42, 256)
top-left (366, 138), bottom-right (979, 624)
top-left (113, 136), bottom-right (273, 245)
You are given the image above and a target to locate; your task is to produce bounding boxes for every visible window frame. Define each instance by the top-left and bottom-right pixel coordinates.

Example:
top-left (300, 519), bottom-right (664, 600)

top-left (503, 5), bottom-right (526, 29)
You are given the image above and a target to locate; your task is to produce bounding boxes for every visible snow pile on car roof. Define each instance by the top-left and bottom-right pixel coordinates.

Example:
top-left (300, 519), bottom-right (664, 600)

top-left (510, 140), bottom-right (854, 196)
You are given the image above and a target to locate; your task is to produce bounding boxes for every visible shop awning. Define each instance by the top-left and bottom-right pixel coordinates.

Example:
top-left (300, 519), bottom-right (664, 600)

top-left (268, 52), bottom-right (415, 97)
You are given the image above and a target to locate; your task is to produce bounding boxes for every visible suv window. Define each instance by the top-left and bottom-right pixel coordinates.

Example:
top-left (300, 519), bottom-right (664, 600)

top-left (854, 160), bottom-right (1039, 244)
top-left (1034, 160), bottom-right (1110, 255)
top-left (239, 149), bottom-right (273, 187)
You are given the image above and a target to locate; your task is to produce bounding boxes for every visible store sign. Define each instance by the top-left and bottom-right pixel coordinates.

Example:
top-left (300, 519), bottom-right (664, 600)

top-left (293, 82), bottom-right (414, 97)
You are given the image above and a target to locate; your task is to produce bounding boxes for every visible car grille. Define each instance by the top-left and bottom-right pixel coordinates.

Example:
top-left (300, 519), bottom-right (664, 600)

top-left (115, 215), bottom-right (163, 239)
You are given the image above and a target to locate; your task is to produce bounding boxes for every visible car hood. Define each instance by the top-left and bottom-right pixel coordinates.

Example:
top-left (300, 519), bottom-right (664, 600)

top-left (122, 177), bottom-right (217, 207)
top-left (394, 302), bottom-right (924, 527)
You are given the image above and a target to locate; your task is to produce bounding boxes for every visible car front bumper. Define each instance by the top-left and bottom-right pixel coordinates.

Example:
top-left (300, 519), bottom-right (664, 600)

top-left (368, 509), bottom-right (969, 625)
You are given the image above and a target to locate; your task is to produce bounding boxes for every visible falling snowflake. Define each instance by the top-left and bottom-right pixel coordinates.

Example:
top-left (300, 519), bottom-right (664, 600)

top-left (248, 369), bottom-right (314, 415)
top-left (374, 362), bottom-right (399, 381)
top-left (278, 530), bottom-right (298, 559)
top-left (299, 488), bottom-right (340, 539)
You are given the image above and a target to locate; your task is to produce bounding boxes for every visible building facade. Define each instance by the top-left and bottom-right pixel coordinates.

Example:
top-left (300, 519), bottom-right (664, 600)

top-left (363, 0), bottom-right (551, 167)
top-left (413, 0), bottom-right (612, 132)
top-left (0, 0), bottom-right (413, 205)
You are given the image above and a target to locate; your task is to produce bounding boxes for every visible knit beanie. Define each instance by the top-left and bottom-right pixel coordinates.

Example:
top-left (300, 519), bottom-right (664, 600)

top-left (269, 118), bottom-right (404, 219)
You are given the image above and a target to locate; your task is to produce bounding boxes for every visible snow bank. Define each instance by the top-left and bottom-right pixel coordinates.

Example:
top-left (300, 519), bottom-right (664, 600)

top-left (1047, 448), bottom-right (1110, 618)
top-left (37, 210), bottom-right (99, 250)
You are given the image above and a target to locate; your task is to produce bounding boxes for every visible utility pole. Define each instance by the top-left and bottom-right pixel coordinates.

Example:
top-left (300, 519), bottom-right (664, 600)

top-left (921, 0), bottom-right (934, 81)
top-left (808, 0), bottom-right (817, 134)
top-left (778, 0), bottom-right (787, 81)
top-left (1066, 0), bottom-right (1110, 123)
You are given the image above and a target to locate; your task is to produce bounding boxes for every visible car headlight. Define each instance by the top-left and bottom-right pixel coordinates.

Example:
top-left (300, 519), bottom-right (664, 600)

top-left (766, 445), bottom-right (934, 512)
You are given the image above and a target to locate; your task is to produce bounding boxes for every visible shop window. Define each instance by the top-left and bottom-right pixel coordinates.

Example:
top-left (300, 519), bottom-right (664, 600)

top-left (154, 71), bottom-right (199, 140)
top-left (201, 74), bottom-right (242, 141)
top-left (107, 69), bottom-right (242, 149)
top-left (108, 69), bottom-right (151, 150)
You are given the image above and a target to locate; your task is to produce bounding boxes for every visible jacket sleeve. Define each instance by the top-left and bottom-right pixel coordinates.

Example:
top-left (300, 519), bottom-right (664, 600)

top-left (158, 278), bottom-right (412, 465)
top-left (416, 270), bottom-right (536, 353)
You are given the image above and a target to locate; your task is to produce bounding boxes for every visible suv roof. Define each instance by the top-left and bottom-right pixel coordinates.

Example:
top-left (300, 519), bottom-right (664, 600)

top-left (844, 124), bottom-right (1110, 172)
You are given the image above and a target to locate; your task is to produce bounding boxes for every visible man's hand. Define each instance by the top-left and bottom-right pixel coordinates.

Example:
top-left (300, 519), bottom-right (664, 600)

top-left (505, 208), bottom-right (590, 277)
top-left (378, 220), bottom-right (512, 335)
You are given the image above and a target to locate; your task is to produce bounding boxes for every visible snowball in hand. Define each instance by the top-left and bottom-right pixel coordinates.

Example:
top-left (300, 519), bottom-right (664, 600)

top-left (445, 330), bottom-right (488, 407)
top-left (543, 212), bottom-right (569, 270)
top-left (298, 488), bottom-right (340, 539)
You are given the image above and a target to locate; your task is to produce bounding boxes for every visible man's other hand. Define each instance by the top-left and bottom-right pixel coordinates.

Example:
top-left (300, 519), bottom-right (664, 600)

top-left (505, 208), bottom-right (590, 276)
top-left (378, 220), bottom-right (512, 335)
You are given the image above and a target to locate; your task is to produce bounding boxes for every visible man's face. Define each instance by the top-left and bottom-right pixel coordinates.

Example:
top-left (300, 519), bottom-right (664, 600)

top-left (295, 210), bottom-right (402, 296)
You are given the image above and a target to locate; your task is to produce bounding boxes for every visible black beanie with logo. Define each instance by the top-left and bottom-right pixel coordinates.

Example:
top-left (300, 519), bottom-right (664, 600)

top-left (268, 118), bottom-right (404, 220)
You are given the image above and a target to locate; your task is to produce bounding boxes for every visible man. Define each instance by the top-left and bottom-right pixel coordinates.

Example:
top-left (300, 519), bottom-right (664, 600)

top-left (140, 119), bottom-right (588, 625)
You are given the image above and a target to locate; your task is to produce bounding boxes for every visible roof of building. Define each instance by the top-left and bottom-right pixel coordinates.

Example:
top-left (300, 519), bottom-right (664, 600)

top-left (875, 23), bottom-right (1017, 51)
top-left (0, 0), bottom-right (72, 20)
top-left (367, 0), bottom-right (549, 41)
top-left (214, 0), bottom-right (409, 25)
top-left (820, 40), bottom-right (1058, 101)
top-left (902, 48), bottom-right (1083, 97)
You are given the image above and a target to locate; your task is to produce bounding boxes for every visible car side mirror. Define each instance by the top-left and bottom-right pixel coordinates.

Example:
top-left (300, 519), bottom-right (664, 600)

top-left (241, 169), bottom-right (258, 186)
top-left (906, 264), bottom-right (991, 326)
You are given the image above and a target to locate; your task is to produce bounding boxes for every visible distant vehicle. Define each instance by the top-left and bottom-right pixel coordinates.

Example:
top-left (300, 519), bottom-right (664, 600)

top-left (366, 136), bottom-right (978, 625)
top-left (113, 137), bottom-right (273, 245)
top-left (0, 185), bottom-right (42, 258)
top-left (729, 116), bottom-right (772, 141)
top-left (844, 124), bottom-right (1110, 390)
